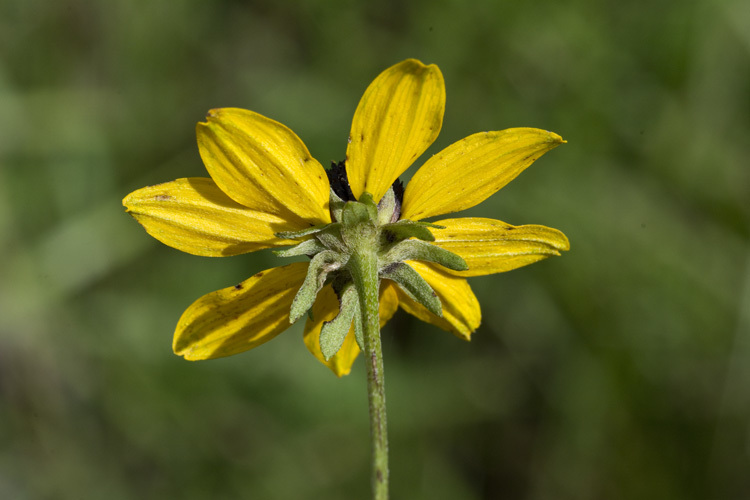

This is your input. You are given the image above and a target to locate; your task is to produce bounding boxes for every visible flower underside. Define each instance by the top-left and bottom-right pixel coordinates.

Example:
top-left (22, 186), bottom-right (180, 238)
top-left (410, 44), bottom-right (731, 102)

top-left (276, 162), bottom-right (466, 360)
top-left (122, 58), bottom-right (571, 377)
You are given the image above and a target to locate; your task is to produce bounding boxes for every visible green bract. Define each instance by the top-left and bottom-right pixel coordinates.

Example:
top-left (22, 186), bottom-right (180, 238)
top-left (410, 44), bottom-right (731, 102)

top-left (277, 186), bottom-right (468, 360)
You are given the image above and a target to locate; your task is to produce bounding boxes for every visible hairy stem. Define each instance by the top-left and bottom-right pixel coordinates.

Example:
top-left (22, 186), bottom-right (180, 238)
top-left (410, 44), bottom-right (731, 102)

top-left (350, 248), bottom-right (389, 500)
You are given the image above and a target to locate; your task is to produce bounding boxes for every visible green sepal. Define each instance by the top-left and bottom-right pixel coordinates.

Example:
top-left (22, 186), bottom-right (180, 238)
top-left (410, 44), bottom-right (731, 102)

top-left (381, 220), bottom-right (436, 243)
top-left (316, 223), bottom-right (347, 253)
top-left (408, 221), bottom-right (446, 229)
top-left (319, 284), bottom-right (359, 360)
top-left (329, 189), bottom-right (346, 223)
top-left (357, 192), bottom-right (379, 221)
top-left (290, 250), bottom-right (347, 323)
top-left (342, 200), bottom-right (372, 226)
top-left (381, 263), bottom-right (442, 317)
top-left (341, 200), bottom-right (377, 247)
top-left (377, 187), bottom-right (398, 225)
top-left (381, 239), bottom-right (468, 271)
top-left (275, 223), bottom-right (329, 240)
top-left (273, 238), bottom-right (326, 257)
top-left (333, 277), bottom-right (365, 351)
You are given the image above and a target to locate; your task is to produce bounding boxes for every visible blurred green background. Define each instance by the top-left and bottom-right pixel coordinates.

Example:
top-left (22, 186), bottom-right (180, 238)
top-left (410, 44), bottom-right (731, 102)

top-left (1, 0), bottom-right (749, 498)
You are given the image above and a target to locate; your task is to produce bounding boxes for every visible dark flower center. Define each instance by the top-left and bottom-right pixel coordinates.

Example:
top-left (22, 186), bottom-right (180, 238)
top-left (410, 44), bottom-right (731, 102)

top-left (326, 160), bottom-right (404, 222)
top-left (327, 161), bottom-right (355, 202)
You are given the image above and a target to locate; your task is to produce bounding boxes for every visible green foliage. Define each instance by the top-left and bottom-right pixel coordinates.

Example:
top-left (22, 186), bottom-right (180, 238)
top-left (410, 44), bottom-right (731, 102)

top-left (290, 250), bottom-right (347, 323)
top-left (381, 239), bottom-right (468, 272)
top-left (381, 220), bottom-right (438, 242)
top-left (381, 263), bottom-right (442, 317)
top-left (319, 284), bottom-right (361, 359)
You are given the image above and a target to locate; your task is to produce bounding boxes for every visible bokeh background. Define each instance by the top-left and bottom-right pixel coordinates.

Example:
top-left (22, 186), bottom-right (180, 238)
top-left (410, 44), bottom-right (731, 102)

top-left (2, 0), bottom-right (749, 498)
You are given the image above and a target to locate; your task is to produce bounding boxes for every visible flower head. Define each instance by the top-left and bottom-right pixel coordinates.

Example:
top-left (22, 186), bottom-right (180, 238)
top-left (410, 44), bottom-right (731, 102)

top-left (123, 59), bottom-right (569, 376)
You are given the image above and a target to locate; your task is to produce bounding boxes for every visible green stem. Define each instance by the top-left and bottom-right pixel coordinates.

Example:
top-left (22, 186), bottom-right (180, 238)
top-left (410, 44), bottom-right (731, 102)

top-left (350, 249), bottom-right (389, 500)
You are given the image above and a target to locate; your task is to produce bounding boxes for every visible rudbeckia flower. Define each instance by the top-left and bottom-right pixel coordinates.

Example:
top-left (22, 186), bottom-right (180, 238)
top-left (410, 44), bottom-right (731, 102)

top-left (123, 59), bottom-right (569, 377)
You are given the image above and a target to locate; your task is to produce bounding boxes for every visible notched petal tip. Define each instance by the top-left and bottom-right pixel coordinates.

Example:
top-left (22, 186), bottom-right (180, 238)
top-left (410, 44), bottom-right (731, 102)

top-left (400, 58), bottom-right (438, 73)
top-left (203, 108), bottom-right (223, 122)
top-left (555, 231), bottom-right (571, 251)
top-left (546, 131), bottom-right (565, 144)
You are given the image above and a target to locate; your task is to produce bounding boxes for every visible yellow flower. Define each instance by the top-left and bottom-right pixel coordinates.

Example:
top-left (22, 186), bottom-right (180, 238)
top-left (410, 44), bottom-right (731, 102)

top-left (123, 59), bottom-right (569, 376)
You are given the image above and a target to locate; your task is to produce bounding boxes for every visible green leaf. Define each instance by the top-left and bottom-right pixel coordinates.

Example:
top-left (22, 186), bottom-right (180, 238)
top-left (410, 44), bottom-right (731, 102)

top-left (411, 221), bottom-right (446, 229)
top-left (381, 263), bottom-right (442, 316)
top-left (274, 238), bottom-right (326, 257)
top-left (290, 250), bottom-right (347, 323)
top-left (316, 224), bottom-right (347, 253)
top-left (381, 220), bottom-right (436, 242)
top-left (381, 239), bottom-right (468, 271)
top-left (276, 223), bottom-right (330, 240)
top-left (329, 189), bottom-right (345, 223)
top-left (319, 285), bottom-right (359, 360)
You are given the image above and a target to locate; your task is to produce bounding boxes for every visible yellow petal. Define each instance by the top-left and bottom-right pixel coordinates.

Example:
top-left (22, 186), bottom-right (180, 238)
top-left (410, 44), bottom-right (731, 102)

top-left (431, 217), bottom-right (570, 277)
top-left (123, 178), bottom-right (304, 256)
top-left (378, 281), bottom-right (400, 326)
top-left (401, 128), bottom-right (565, 220)
top-left (346, 59), bottom-right (445, 203)
top-left (174, 262), bottom-right (308, 360)
top-left (303, 282), bottom-right (399, 377)
top-left (197, 108), bottom-right (331, 226)
top-left (393, 261), bottom-right (481, 340)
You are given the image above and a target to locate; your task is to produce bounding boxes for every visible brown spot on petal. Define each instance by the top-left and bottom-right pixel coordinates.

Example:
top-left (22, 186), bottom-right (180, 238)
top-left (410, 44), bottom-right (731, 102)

top-left (155, 194), bottom-right (172, 201)
top-left (234, 283), bottom-right (244, 290)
